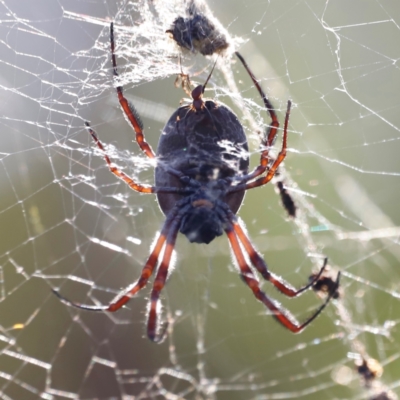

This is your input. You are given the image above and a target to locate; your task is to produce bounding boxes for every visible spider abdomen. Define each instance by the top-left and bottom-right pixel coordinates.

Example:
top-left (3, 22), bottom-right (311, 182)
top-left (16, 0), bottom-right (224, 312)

top-left (155, 100), bottom-right (249, 217)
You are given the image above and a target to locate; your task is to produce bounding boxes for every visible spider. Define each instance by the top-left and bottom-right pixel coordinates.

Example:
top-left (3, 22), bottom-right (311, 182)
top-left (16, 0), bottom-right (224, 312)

top-left (53, 23), bottom-right (340, 343)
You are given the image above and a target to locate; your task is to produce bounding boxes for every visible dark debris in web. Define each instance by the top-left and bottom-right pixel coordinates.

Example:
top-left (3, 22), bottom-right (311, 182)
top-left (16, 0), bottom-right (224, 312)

top-left (166, 0), bottom-right (230, 56)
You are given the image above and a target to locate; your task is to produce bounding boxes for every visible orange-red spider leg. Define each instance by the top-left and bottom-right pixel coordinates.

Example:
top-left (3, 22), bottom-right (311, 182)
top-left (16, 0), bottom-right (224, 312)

top-left (105, 226), bottom-right (170, 312)
top-left (225, 225), bottom-right (340, 333)
top-left (147, 220), bottom-right (180, 342)
top-left (245, 100), bottom-right (291, 190)
top-left (110, 22), bottom-right (156, 159)
top-left (85, 122), bottom-right (154, 194)
top-left (86, 123), bottom-right (190, 194)
top-left (235, 52), bottom-right (280, 180)
top-left (52, 213), bottom-right (174, 312)
top-left (233, 220), bottom-right (329, 297)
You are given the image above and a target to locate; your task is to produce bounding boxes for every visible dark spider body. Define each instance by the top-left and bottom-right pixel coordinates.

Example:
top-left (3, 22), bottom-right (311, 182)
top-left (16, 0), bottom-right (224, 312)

top-left (156, 100), bottom-right (249, 243)
top-left (53, 22), bottom-right (340, 343)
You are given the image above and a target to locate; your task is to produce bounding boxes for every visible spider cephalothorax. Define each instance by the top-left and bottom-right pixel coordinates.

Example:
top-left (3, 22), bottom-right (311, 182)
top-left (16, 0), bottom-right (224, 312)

top-left (53, 22), bottom-right (340, 343)
top-left (177, 178), bottom-right (234, 244)
top-left (180, 199), bottom-right (224, 244)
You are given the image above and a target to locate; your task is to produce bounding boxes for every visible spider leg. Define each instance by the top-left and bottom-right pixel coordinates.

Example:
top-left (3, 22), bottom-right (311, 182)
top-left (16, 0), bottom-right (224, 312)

top-left (233, 54), bottom-right (297, 217)
top-left (228, 100), bottom-right (291, 193)
top-left (52, 207), bottom-right (180, 312)
top-left (246, 99), bottom-right (290, 190)
top-left (235, 52), bottom-right (280, 181)
top-left (86, 122), bottom-right (189, 195)
top-left (147, 219), bottom-right (180, 343)
top-left (110, 22), bottom-right (156, 159)
top-left (233, 219), bottom-right (331, 297)
top-left (225, 224), bottom-right (340, 333)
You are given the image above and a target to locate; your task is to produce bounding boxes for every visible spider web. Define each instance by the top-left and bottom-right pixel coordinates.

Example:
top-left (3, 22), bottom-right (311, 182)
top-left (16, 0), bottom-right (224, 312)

top-left (0, 0), bottom-right (399, 399)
